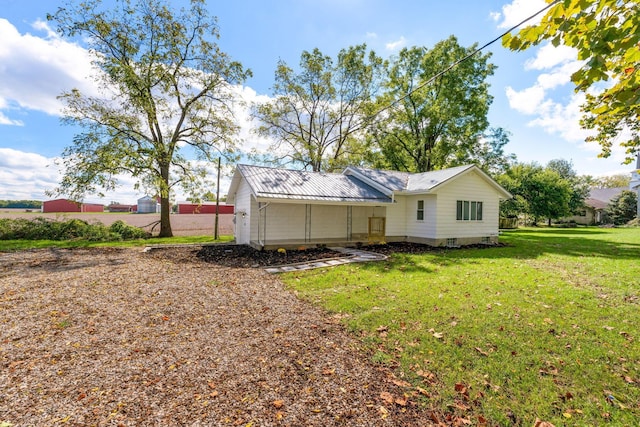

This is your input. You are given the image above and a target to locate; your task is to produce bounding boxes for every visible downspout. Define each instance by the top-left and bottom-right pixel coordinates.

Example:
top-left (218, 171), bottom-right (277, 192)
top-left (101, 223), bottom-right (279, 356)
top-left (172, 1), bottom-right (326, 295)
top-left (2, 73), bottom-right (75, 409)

top-left (258, 202), bottom-right (270, 248)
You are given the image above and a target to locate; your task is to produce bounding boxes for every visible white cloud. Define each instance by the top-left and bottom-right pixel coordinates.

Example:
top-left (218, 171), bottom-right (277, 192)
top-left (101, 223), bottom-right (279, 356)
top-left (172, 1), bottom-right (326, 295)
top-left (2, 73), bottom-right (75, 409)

top-left (232, 84), bottom-right (275, 155)
top-left (0, 148), bottom-right (60, 199)
top-left (0, 111), bottom-right (23, 126)
top-left (0, 18), bottom-right (97, 121)
top-left (525, 43), bottom-right (577, 70)
top-left (366, 32), bottom-right (378, 39)
top-left (494, 0), bottom-right (548, 29)
top-left (385, 36), bottom-right (407, 51)
top-left (505, 85), bottom-right (546, 115)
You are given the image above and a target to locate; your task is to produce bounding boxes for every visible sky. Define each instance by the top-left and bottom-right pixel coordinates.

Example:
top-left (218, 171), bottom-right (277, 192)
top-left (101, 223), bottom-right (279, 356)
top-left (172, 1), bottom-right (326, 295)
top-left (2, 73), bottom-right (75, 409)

top-left (0, 0), bottom-right (634, 204)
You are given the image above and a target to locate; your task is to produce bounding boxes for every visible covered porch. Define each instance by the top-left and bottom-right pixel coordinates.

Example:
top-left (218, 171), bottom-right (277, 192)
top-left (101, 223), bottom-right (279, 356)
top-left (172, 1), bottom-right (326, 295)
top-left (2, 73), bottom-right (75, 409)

top-left (247, 201), bottom-right (389, 250)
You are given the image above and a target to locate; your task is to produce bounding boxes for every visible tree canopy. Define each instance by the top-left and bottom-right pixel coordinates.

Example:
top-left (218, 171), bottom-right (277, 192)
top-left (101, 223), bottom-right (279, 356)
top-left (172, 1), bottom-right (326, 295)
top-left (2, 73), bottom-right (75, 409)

top-left (252, 45), bottom-right (384, 172)
top-left (369, 36), bottom-right (498, 173)
top-left (48, 0), bottom-right (250, 236)
top-left (503, 0), bottom-right (640, 162)
top-left (497, 161), bottom-right (583, 225)
top-left (606, 190), bottom-right (638, 224)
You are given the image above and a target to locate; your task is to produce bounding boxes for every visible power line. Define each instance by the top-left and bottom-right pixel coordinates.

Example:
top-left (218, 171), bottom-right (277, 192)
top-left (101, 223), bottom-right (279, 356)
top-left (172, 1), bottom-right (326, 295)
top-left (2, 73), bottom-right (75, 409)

top-left (372, 0), bottom-right (561, 120)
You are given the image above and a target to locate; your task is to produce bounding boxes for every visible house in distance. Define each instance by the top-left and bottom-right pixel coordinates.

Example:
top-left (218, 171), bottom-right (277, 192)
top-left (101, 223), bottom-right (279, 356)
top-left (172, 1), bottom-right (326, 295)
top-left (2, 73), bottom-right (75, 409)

top-left (227, 164), bottom-right (511, 250)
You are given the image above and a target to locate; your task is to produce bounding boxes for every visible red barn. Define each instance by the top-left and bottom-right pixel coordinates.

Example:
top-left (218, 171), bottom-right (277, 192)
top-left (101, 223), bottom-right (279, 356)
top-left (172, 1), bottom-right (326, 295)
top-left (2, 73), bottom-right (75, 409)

top-left (177, 202), bottom-right (234, 214)
top-left (42, 199), bottom-right (104, 213)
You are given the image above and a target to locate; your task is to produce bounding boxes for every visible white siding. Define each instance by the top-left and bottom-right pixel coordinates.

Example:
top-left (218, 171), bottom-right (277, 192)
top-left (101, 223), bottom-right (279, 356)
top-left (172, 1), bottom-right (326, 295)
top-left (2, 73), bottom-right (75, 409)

top-left (402, 194), bottom-right (437, 239)
top-left (233, 180), bottom-right (253, 245)
top-left (351, 206), bottom-right (386, 238)
top-left (310, 205), bottom-right (349, 240)
top-left (433, 170), bottom-right (500, 239)
top-left (385, 198), bottom-right (407, 237)
top-left (263, 203), bottom-right (307, 241)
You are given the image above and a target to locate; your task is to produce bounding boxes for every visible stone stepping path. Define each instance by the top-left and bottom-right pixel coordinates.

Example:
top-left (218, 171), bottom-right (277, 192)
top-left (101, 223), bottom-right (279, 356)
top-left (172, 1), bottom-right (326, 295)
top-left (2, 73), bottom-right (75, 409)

top-left (264, 247), bottom-right (387, 274)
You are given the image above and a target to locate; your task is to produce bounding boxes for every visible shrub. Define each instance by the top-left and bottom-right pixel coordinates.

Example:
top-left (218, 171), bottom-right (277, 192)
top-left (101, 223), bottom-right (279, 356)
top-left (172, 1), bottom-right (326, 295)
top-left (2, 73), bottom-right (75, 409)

top-left (109, 220), bottom-right (149, 240)
top-left (0, 218), bottom-right (149, 241)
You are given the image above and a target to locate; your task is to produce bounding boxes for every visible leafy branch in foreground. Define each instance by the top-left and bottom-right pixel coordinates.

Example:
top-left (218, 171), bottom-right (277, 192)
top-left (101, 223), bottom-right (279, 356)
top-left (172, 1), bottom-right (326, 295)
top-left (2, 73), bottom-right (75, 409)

top-left (503, 0), bottom-right (640, 162)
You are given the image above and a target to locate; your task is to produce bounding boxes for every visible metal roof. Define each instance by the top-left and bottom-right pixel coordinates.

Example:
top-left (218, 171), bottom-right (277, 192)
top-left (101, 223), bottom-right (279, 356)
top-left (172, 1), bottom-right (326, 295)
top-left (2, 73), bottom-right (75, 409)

top-left (236, 164), bottom-right (393, 204)
top-left (346, 164), bottom-right (475, 192)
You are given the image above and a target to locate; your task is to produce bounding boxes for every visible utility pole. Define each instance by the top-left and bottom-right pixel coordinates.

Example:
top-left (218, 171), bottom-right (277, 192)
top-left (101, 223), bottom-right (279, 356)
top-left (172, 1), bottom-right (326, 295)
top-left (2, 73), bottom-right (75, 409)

top-left (214, 157), bottom-right (221, 240)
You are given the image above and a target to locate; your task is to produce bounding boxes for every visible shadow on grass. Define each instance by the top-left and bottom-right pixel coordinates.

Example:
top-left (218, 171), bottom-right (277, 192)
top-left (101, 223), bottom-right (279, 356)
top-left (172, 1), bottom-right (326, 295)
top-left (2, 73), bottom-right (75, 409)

top-left (359, 228), bottom-right (640, 274)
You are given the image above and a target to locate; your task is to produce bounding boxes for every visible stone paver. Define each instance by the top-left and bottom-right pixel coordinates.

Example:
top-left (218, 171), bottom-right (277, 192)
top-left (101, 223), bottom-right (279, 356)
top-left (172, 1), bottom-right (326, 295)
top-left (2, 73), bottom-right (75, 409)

top-left (264, 247), bottom-right (387, 274)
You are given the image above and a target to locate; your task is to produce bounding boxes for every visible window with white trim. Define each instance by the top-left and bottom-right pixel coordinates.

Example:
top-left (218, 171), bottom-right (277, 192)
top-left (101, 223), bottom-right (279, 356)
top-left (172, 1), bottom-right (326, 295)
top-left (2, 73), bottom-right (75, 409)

top-left (456, 200), bottom-right (483, 221)
top-left (417, 200), bottom-right (424, 221)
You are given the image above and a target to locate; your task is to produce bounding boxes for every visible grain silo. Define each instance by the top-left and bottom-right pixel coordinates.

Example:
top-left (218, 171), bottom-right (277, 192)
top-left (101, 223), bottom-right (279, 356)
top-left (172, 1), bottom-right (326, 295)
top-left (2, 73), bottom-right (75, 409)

top-left (137, 196), bottom-right (158, 213)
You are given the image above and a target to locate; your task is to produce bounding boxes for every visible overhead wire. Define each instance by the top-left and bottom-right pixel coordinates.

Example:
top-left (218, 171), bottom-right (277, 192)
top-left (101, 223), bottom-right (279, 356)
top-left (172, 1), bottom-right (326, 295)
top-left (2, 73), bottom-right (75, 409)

top-left (369, 0), bottom-right (561, 122)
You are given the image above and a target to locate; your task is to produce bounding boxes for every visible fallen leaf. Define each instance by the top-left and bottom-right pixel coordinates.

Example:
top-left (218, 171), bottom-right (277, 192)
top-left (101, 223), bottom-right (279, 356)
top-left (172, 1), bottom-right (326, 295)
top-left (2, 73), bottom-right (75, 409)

top-left (454, 382), bottom-right (467, 394)
top-left (475, 347), bottom-right (489, 357)
top-left (623, 375), bottom-right (635, 384)
top-left (416, 386), bottom-right (430, 396)
top-left (322, 368), bottom-right (335, 376)
top-left (533, 419), bottom-right (556, 427)
top-left (432, 331), bottom-right (444, 339)
top-left (378, 405), bottom-right (389, 419)
top-left (391, 378), bottom-right (412, 388)
top-left (380, 391), bottom-right (395, 405)
top-left (395, 395), bottom-right (408, 406)
top-left (273, 400), bottom-right (284, 409)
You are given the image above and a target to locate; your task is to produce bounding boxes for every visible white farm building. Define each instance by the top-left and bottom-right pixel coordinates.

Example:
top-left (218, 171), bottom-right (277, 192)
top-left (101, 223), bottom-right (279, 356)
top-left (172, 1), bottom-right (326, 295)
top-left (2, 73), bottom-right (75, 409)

top-left (227, 164), bottom-right (511, 250)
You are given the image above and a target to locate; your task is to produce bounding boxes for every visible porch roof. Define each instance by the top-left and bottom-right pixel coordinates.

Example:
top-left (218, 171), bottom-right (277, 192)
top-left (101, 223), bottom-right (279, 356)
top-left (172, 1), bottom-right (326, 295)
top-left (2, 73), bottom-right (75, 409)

top-left (233, 164), bottom-right (393, 204)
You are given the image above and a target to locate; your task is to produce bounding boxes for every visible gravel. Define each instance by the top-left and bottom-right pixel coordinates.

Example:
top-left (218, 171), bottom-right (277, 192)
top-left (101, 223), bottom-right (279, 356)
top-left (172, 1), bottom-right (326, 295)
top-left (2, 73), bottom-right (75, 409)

top-left (0, 246), bottom-right (435, 426)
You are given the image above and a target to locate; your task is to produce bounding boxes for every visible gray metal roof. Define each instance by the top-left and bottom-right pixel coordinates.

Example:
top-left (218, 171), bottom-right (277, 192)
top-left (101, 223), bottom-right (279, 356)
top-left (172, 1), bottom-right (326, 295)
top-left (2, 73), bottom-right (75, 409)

top-left (406, 165), bottom-right (475, 192)
top-left (237, 164), bottom-right (393, 203)
top-left (345, 167), bottom-right (410, 192)
top-left (347, 164), bottom-right (474, 192)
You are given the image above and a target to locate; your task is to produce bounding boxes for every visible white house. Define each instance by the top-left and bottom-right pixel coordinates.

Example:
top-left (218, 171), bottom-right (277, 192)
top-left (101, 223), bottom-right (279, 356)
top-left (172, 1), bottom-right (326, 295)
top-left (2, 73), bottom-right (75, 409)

top-left (226, 164), bottom-right (511, 250)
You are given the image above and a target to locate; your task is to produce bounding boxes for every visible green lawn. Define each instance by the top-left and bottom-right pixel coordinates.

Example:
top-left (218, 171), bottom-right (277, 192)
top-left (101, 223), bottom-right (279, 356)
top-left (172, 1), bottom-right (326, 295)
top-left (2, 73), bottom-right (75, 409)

top-left (282, 228), bottom-right (640, 425)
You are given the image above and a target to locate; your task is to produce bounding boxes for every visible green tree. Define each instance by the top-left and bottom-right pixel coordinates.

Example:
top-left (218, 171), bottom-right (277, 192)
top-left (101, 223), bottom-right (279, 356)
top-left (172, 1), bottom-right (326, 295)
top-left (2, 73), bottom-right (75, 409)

top-left (48, 0), bottom-right (250, 237)
top-left (252, 45), bottom-right (384, 172)
top-left (591, 174), bottom-right (631, 189)
top-left (546, 158), bottom-right (589, 214)
top-left (503, 0), bottom-right (640, 162)
top-left (497, 162), bottom-right (573, 225)
top-left (370, 36), bottom-right (496, 172)
top-left (606, 190), bottom-right (638, 225)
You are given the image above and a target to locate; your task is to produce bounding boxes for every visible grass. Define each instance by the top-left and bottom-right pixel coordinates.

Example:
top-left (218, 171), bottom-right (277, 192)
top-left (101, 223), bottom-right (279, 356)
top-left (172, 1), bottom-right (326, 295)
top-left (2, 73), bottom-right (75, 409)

top-left (0, 234), bottom-right (233, 251)
top-left (282, 227), bottom-right (640, 425)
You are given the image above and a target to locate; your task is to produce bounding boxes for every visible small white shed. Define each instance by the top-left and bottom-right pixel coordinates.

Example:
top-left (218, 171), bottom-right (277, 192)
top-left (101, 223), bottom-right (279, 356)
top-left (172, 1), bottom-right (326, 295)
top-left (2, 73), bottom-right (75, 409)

top-left (226, 164), bottom-right (511, 249)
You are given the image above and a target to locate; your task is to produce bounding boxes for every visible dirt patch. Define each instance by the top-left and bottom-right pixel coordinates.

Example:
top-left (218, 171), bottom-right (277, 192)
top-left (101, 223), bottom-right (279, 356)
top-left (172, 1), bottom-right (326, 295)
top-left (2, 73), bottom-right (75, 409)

top-left (0, 247), bottom-right (433, 426)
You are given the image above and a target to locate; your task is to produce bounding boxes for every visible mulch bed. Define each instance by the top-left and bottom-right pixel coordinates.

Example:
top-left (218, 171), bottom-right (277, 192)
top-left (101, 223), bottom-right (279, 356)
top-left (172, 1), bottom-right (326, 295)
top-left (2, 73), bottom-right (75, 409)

top-left (193, 241), bottom-right (500, 268)
top-left (0, 246), bottom-right (440, 426)
top-left (195, 245), bottom-right (345, 268)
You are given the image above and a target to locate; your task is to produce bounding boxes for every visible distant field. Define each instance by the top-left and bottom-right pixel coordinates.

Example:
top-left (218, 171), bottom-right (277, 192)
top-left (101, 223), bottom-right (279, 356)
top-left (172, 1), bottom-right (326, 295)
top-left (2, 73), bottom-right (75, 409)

top-left (0, 210), bottom-right (234, 236)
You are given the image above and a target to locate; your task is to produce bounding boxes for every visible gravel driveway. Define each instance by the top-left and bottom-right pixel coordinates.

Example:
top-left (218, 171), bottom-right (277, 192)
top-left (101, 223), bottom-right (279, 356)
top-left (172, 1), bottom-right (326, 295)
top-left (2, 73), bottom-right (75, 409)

top-left (0, 247), bottom-right (430, 426)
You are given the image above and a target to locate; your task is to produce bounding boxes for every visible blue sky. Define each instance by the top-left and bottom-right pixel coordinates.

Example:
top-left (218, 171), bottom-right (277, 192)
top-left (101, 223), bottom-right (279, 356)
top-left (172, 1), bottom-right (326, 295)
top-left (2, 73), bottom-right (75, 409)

top-left (0, 0), bottom-right (633, 203)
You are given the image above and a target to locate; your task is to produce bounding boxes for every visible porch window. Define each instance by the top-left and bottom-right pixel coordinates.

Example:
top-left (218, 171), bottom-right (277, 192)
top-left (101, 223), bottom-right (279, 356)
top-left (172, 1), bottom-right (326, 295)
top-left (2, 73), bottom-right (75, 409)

top-left (456, 200), bottom-right (483, 221)
top-left (417, 200), bottom-right (424, 221)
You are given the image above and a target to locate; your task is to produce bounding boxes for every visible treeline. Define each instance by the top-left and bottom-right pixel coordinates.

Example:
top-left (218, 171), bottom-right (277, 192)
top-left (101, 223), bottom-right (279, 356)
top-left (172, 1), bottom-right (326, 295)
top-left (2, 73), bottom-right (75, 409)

top-left (0, 200), bottom-right (42, 209)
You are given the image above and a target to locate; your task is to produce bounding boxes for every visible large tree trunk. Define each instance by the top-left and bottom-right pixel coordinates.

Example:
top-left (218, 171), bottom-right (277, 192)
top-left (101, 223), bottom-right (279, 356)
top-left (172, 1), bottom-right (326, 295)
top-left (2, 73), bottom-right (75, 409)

top-left (158, 164), bottom-right (173, 238)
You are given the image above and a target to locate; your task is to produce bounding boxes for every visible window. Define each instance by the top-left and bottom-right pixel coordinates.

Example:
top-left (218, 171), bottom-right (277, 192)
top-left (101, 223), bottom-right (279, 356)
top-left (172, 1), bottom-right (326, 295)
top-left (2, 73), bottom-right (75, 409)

top-left (456, 200), bottom-right (483, 221)
top-left (417, 200), bottom-right (424, 220)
